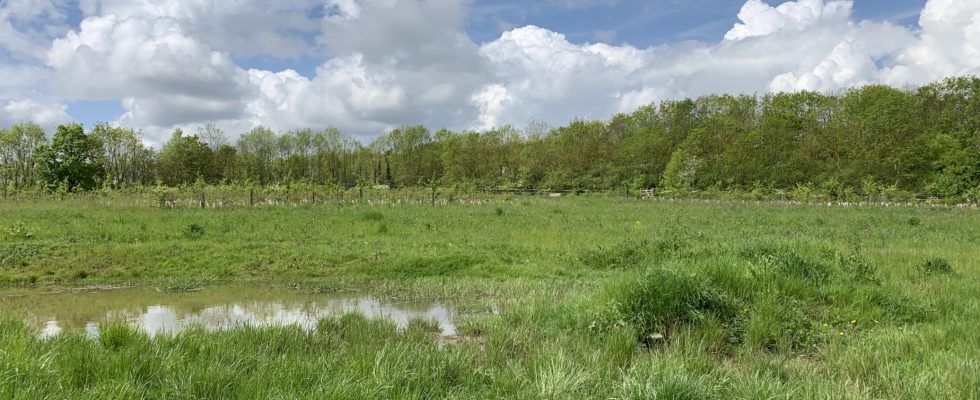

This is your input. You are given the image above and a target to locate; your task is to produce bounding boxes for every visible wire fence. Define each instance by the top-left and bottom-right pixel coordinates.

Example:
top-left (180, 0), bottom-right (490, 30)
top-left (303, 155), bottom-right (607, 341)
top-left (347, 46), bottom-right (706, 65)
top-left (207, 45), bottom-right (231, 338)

top-left (0, 186), bottom-right (977, 209)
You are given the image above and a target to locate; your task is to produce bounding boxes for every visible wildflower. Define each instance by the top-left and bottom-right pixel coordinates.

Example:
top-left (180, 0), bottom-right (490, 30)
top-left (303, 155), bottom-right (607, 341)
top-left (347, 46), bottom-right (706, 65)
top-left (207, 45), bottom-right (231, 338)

top-left (850, 320), bottom-right (857, 325)
top-left (839, 331), bottom-right (845, 336)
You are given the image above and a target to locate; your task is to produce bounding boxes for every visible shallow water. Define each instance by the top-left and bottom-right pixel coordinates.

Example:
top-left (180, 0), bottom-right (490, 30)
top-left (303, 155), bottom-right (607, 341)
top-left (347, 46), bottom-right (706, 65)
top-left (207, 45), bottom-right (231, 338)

top-left (0, 285), bottom-right (457, 338)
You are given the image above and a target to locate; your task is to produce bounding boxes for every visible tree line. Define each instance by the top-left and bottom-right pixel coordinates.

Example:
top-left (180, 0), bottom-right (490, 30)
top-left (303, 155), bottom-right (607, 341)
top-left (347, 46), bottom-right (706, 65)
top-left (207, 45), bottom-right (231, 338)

top-left (2, 76), bottom-right (978, 200)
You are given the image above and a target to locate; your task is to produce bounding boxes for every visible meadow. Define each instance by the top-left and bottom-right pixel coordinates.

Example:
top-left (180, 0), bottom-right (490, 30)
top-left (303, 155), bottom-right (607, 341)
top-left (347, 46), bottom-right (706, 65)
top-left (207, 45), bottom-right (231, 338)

top-left (0, 196), bottom-right (978, 398)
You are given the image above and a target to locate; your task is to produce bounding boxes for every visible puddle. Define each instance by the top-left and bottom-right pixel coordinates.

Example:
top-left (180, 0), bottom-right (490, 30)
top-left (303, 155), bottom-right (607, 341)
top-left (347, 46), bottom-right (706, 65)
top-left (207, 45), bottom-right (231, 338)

top-left (0, 285), bottom-right (457, 339)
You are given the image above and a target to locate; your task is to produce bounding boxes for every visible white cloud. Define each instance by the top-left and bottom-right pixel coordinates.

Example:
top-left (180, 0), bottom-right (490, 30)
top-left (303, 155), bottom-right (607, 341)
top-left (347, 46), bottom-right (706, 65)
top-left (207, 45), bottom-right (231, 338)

top-left (724, 0), bottom-right (851, 41)
top-left (45, 14), bottom-right (251, 142)
top-left (77, 0), bottom-right (323, 58)
top-left (882, 0), bottom-right (980, 85)
top-left (0, 99), bottom-right (71, 130)
top-left (1, 0), bottom-right (979, 145)
top-left (0, 0), bottom-right (73, 61)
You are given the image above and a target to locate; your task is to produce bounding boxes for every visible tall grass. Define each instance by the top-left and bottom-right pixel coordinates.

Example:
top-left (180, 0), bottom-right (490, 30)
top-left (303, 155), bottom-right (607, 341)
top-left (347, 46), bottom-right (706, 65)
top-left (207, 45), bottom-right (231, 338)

top-left (0, 197), bottom-right (977, 398)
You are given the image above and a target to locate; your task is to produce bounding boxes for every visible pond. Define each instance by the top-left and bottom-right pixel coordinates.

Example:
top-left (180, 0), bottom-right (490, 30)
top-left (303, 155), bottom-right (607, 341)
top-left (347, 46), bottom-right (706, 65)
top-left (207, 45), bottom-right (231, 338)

top-left (0, 285), bottom-right (458, 338)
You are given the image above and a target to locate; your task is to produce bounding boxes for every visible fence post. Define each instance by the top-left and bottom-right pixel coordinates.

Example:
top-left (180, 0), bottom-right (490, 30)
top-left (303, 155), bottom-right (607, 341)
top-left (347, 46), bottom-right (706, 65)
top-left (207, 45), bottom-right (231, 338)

top-left (200, 192), bottom-right (205, 209)
top-left (249, 189), bottom-right (254, 207)
top-left (312, 191), bottom-right (316, 205)
top-left (431, 185), bottom-right (436, 205)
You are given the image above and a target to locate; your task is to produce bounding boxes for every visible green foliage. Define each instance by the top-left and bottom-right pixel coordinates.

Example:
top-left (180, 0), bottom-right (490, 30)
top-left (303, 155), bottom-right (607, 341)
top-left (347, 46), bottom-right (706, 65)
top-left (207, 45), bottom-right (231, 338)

top-left (2, 221), bottom-right (33, 239)
top-left (186, 223), bottom-right (205, 238)
top-left (611, 267), bottom-right (737, 342)
top-left (4, 77), bottom-right (980, 200)
top-left (35, 123), bottom-right (103, 191)
top-left (159, 129), bottom-right (214, 185)
top-left (918, 258), bottom-right (953, 275)
top-left (0, 198), bottom-right (977, 398)
top-left (372, 254), bottom-right (481, 278)
top-left (579, 239), bottom-right (651, 270)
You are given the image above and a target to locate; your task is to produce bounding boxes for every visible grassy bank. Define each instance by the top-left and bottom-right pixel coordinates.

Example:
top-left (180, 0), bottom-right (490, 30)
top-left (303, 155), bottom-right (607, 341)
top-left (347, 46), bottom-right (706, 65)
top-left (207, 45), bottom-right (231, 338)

top-left (1, 197), bottom-right (978, 398)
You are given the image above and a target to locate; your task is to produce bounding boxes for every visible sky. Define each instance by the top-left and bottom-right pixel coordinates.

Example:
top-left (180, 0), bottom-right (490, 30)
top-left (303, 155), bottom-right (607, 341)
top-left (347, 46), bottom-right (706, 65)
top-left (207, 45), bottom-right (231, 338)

top-left (0, 0), bottom-right (977, 146)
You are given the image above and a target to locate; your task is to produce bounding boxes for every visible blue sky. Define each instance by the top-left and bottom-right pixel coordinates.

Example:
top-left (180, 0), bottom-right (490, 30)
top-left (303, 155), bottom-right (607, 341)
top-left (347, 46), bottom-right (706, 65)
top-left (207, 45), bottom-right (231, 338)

top-left (0, 0), bottom-right (975, 145)
top-left (229, 1), bottom-right (929, 79)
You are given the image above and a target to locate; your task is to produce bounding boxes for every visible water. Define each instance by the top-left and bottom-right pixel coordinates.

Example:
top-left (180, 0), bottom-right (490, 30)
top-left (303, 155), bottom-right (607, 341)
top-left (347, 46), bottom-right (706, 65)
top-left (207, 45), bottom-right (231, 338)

top-left (0, 285), bottom-right (457, 338)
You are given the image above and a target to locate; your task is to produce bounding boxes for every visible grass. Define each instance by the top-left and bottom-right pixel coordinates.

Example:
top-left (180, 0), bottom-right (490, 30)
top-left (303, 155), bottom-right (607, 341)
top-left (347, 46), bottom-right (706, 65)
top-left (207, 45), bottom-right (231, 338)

top-left (0, 196), bottom-right (978, 398)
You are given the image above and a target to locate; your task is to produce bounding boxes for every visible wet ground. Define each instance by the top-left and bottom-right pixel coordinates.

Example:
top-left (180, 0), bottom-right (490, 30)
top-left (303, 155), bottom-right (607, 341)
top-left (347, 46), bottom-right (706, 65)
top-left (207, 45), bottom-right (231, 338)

top-left (0, 285), bottom-right (458, 338)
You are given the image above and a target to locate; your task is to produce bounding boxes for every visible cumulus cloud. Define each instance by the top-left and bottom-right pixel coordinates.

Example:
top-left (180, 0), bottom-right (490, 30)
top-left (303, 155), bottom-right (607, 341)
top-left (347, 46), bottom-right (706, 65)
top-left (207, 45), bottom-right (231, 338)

top-left (44, 13), bottom-right (251, 142)
top-left (1, 0), bottom-right (979, 144)
top-left (0, 0), bottom-right (73, 61)
top-left (77, 0), bottom-right (324, 58)
top-left (724, 0), bottom-right (851, 41)
top-left (0, 98), bottom-right (72, 129)
top-left (882, 0), bottom-right (980, 85)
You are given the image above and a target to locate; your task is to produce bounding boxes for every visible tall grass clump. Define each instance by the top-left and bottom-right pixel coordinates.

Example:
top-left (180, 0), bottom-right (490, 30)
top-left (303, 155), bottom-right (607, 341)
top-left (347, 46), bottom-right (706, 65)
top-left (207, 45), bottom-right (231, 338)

top-left (606, 267), bottom-right (737, 344)
top-left (579, 239), bottom-right (652, 270)
top-left (918, 258), bottom-right (953, 275)
top-left (371, 254), bottom-right (481, 278)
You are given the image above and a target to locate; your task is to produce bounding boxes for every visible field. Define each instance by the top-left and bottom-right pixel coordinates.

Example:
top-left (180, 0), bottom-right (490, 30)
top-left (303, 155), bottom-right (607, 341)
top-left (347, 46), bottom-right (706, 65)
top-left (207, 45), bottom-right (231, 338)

top-left (1, 196), bottom-right (978, 398)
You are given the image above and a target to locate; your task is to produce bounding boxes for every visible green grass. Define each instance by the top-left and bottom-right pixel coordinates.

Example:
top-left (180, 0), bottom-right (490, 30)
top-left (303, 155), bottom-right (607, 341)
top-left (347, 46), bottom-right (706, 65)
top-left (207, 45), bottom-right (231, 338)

top-left (0, 197), bottom-right (978, 398)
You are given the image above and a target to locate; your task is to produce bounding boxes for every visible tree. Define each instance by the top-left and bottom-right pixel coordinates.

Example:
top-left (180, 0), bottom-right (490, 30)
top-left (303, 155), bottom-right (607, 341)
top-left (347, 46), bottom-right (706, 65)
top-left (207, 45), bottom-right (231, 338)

top-left (237, 126), bottom-right (277, 184)
top-left (158, 128), bottom-right (214, 185)
top-left (197, 122), bottom-right (228, 150)
top-left (90, 123), bottom-right (155, 187)
top-left (35, 124), bottom-right (103, 191)
top-left (0, 122), bottom-right (47, 189)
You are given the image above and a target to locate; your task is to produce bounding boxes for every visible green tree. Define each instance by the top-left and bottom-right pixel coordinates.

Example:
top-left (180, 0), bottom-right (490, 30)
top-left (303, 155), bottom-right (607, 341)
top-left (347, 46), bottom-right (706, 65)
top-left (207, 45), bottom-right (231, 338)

top-left (158, 128), bottom-right (213, 185)
top-left (35, 124), bottom-right (103, 191)
top-left (237, 126), bottom-right (277, 184)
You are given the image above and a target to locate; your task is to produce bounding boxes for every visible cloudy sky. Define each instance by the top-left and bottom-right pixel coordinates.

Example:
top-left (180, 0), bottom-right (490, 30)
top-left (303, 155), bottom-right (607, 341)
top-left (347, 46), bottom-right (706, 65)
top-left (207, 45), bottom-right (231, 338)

top-left (1, 0), bottom-right (978, 145)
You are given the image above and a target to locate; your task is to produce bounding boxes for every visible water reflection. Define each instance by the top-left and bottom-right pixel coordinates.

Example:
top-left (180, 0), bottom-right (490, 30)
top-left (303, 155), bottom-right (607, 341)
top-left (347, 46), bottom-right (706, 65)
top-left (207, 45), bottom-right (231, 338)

top-left (0, 286), bottom-right (456, 338)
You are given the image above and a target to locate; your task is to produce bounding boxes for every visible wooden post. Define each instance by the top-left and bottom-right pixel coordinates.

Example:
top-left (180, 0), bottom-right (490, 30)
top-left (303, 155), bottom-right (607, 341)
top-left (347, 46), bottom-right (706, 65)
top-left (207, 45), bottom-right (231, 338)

top-left (249, 189), bottom-right (254, 207)
top-left (431, 185), bottom-right (436, 205)
top-left (200, 192), bottom-right (205, 209)
top-left (312, 191), bottom-right (316, 205)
